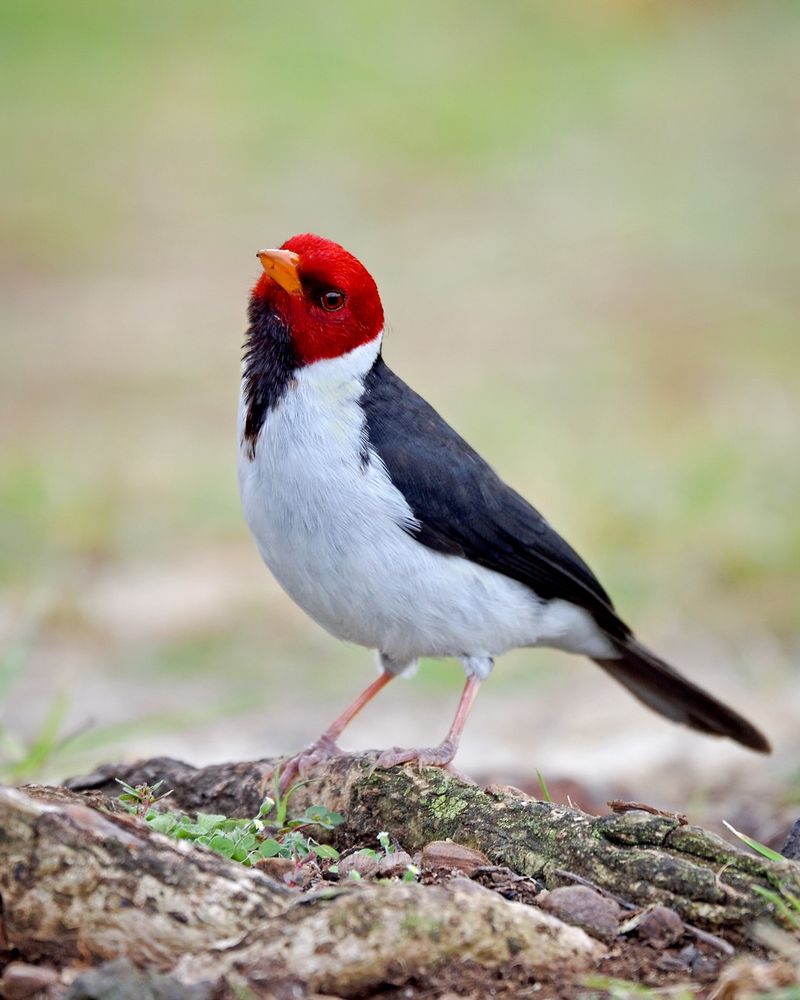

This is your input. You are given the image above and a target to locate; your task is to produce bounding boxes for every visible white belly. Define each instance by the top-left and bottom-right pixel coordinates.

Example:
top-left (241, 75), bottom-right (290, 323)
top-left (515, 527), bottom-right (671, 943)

top-left (238, 340), bottom-right (611, 666)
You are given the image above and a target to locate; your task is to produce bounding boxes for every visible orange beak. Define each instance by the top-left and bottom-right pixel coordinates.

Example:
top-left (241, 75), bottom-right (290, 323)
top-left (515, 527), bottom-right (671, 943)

top-left (257, 248), bottom-right (302, 295)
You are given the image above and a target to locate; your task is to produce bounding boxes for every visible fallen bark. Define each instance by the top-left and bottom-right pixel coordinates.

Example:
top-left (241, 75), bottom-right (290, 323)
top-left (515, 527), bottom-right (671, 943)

top-left (69, 752), bottom-right (800, 935)
top-left (0, 785), bottom-right (600, 997)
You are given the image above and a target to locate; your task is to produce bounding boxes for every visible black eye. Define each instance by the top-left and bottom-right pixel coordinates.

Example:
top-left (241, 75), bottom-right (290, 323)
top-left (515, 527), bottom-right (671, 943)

top-left (319, 289), bottom-right (346, 312)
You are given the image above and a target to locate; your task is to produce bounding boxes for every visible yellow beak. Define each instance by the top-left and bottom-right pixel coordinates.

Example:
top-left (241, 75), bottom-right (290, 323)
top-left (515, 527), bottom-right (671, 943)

top-left (256, 248), bottom-right (302, 295)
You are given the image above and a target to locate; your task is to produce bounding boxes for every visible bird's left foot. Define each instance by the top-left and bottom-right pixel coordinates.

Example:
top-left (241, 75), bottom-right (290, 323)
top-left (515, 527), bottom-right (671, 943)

top-left (267, 735), bottom-right (347, 794)
top-left (375, 738), bottom-right (458, 770)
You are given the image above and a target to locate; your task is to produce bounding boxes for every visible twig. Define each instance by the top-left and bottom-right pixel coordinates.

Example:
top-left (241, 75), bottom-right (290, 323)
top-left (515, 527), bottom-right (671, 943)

top-left (607, 799), bottom-right (688, 826)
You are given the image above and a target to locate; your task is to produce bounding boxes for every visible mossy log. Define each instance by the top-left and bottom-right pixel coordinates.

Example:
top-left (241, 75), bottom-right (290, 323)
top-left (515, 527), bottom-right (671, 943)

top-left (0, 785), bottom-right (600, 997)
top-left (69, 752), bottom-right (800, 935)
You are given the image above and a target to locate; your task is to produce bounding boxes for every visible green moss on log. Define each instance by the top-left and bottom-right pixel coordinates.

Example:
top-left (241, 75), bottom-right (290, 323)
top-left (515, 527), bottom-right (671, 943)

top-left (66, 752), bottom-right (800, 936)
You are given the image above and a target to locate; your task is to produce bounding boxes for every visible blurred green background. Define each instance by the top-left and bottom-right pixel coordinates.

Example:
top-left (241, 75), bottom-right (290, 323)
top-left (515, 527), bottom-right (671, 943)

top-left (1, 1), bottom-right (798, 801)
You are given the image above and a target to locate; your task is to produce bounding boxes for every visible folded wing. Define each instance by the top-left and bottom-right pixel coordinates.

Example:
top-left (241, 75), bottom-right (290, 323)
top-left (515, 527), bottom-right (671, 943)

top-left (361, 357), bottom-right (631, 641)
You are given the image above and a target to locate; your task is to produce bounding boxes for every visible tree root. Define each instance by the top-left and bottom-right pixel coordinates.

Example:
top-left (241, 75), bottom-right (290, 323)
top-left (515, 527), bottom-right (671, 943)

top-left (67, 752), bottom-right (800, 934)
top-left (0, 784), bottom-right (600, 997)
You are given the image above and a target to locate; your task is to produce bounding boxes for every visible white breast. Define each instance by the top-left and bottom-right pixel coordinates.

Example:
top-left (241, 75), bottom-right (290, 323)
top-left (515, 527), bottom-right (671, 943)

top-left (238, 335), bottom-right (611, 667)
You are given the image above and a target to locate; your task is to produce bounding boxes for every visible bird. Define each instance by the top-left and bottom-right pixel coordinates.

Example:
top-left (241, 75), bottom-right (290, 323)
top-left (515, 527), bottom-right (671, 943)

top-left (237, 232), bottom-right (770, 786)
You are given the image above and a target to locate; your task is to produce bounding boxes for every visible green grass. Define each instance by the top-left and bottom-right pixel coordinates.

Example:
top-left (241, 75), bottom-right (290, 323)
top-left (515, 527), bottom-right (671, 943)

top-left (723, 820), bottom-right (787, 865)
top-left (536, 769), bottom-right (553, 803)
top-left (723, 821), bottom-right (800, 938)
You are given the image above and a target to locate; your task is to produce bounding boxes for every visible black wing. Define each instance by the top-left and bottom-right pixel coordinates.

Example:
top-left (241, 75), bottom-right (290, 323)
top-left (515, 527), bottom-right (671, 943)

top-left (361, 357), bottom-right (631, 641)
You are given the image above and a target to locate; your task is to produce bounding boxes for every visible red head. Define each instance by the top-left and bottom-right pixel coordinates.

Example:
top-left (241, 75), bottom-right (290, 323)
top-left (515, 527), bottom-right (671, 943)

top-left (251, 234), bottom-right (384, 365)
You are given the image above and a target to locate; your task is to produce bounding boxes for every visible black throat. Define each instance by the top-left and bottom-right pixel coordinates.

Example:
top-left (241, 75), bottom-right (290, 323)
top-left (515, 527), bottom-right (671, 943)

top-left (241, 304), bottom-right (298, 458)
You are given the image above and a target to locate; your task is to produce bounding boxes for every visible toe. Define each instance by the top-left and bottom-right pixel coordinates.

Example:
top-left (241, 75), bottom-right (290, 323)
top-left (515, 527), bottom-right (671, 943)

top-left (418, 737), bottom-right (457, 767)
top-left (274, 738), bottom-right (351, 792)
top-left (375, 740), bottom-right (458, 770)
top-left (375, 746), bottom-right (416, 769)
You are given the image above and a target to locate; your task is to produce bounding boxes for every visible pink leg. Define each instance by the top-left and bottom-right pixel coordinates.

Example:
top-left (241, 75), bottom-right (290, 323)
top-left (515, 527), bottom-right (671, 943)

top-left (273, 671), bottom-right (395, 791)
top-left (375, 675), bottom-right (482, 770)
top-left (320, 670), bottom-right (395, 743)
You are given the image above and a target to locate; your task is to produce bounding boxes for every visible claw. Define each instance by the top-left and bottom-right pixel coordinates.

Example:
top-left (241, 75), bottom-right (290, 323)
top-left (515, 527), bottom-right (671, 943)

top-left (265, 735), bottom-right (348, 795)
top-left (375, 737), bottom-right (458, 771)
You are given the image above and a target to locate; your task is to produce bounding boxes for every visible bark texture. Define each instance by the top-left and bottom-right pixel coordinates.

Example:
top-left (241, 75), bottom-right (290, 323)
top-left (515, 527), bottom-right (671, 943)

top-left (0, 784), bottom-right (600, 996)
top-left (69, 752), bottom-right (800, 933)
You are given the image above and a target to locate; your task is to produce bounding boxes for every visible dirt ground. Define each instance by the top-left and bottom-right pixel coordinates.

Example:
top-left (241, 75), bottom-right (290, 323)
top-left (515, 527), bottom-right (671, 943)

top-left (5, 775), bottom-right (798, 1000)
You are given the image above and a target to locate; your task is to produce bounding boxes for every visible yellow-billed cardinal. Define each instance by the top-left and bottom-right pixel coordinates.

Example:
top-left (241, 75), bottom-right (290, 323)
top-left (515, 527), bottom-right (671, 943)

top-left (238, 233), bottom-right (770, 785)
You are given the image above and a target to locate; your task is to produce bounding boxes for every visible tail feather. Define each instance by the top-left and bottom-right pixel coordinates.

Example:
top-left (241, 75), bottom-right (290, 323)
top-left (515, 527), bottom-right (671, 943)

top-left (593, 638), bottom-right (771, 753)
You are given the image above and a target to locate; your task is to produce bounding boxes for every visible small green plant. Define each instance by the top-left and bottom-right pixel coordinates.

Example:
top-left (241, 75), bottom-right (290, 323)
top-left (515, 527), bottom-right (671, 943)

top-left (116, 779), bottom-right (172, 816)
top-left (536, 769), bottom-right (553, 803)
top-left (117, 777), bottom-right (343, 868)
top-left (723, 821), bottom-right (800, 936)
top-left (0, 611), bottom-right (85, 781)
top-left (752, 885), bottom-right (800, 934)
top-left (1, 692), bottom-right (73, 781)
top-left (723, 821), bottom-right (786, 863)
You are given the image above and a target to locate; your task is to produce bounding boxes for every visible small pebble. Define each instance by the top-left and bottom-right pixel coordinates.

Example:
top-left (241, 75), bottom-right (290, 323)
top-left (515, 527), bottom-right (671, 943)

top-left (376, 850), bottom-right (414, 878)
top-left (690, 954), bottom-right (720, 982)
top-left (64, 958), bottom-right (212, 999)
top-left (678, 944), bottom-right (700, 964)
top-left (337, 851), bottom-right (380, 879)
top-left (1, 963), bottom-right (59, 1000)
top-left (636, 905), bottom-right (684, 948)
top-left (538, 885), bottom-right (621, 943)
top-left (657, 955), bottom-right (691, 973)
top-left (254, 856), bottom-right (297, 883)
top-left (421, 840), bottom-right (490, 875)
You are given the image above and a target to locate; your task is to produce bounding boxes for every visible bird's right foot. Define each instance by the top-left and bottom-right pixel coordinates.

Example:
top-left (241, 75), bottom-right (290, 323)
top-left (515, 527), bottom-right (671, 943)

top-left (375, 738), bottom-right (459, 770)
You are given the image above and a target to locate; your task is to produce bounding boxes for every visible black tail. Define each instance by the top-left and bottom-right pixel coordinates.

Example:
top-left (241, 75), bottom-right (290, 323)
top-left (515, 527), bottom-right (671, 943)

top-left (593, 637), bottom-right (770, 753)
